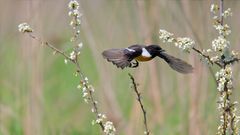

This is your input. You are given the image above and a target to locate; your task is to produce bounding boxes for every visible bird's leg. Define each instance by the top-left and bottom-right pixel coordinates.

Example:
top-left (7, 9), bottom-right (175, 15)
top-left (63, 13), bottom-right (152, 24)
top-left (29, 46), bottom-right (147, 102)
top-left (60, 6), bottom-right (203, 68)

top-left (129, 60), bottom-right (139, 68)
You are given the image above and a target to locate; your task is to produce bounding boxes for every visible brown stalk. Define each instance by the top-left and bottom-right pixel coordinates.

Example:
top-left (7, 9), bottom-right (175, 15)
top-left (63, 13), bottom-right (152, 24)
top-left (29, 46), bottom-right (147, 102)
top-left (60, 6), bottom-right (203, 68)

top-left (192, 47), bottom-right (222, 67)
top-left (128, 73), bottom-right (150, 135)
top-left (218, 0), bottom-right (238, 134)
top-left (26, 33), bottom-right (105, 131)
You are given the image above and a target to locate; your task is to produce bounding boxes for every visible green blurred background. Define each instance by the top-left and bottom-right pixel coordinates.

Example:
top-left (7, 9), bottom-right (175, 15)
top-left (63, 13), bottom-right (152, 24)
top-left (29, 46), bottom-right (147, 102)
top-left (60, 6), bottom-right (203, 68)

top-left (1, 0), bottom-right (240, 135)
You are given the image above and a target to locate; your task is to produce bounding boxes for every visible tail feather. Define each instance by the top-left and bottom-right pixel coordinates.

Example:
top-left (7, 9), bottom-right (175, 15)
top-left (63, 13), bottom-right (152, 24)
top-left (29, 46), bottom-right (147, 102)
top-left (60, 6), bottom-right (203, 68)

top-left (102, 49), bottom-right (130, 69)
top-left (159, 52), bottom-right (193, 74)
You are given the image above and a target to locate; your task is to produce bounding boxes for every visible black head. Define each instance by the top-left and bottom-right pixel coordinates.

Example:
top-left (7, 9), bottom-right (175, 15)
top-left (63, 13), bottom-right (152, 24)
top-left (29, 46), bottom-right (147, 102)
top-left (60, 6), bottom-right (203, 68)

top-left (148, 45), bottom-right (162, 50)
top-left (145, 45), bottom-right (163, 56)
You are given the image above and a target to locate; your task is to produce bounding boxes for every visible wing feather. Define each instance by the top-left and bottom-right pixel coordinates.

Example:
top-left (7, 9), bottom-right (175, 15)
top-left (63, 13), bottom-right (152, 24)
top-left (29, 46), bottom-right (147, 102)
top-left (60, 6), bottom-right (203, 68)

top-left (102, 49), bottom-right (131, 69)
top-left (158, 52), bottom-right (193, 74)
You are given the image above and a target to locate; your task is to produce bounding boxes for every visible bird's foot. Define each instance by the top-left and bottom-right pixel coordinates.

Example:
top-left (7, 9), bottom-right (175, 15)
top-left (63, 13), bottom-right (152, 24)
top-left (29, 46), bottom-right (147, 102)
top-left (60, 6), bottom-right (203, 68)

top-left (129, 60), bottom-right (139, 68)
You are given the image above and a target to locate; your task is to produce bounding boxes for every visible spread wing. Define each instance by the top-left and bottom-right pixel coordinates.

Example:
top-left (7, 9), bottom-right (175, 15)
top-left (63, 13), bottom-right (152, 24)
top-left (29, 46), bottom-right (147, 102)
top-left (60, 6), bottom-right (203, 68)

top-left (102, 49), bottom-right (131, 69)
top-left (158, 52), bottom-right (193, 74)
top-left (102, 45), bottom-right (144, 69)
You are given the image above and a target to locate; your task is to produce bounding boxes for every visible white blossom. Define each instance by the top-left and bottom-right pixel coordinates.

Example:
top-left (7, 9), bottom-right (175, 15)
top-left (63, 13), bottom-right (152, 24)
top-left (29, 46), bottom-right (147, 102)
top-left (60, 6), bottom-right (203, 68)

top-left (102, 114), bottom-right (106, 119)
top-left (219, 77), bottom-right (226, 86)
top-left (231, 50), bottom-right (239, 57)
top-left (210, 56), bottom-right (219, 62)
top-left (222, 8), bottom-right (232, 18)
top-left (104, 121), bottom-right (116, 135)
top-left (213, 16), bottom-right (218, 20)
top-left (91, 108), bottom-right (95, 113)
top-left (69, 18), bottom-right (81, 27)
top-left (88, 85), bottom-right (95, 92)
top-left (224, 66), bottom-right (232, 80)
top-left (69, 10), bottom-right (80, 17)
top-left (74, 42), bottom-right (83, 55)
top-left (18, 23), bottom-right (33, 33)
top-left (77, 84), bottom-right (81, 89)
top-left (215, 66), bottom-right (232, 80)
top-left (174, 37), bottom-right (195, 52)
top-left (64, 59), bottom-right (68, 64)
top-left (78, 42), bottom-right (83, 48)
top-left (82, 87), bottom-right (87, 94)
top-left (214, 24), bottom-right (231, 36)
top-left (210, 4), bottom-right (219, 14)
top-left (68, 0), bottom-right (82, 28)
top-left (83, 92), bottom-right (88, 97)
top-left (203, 49), bottom-right (212, 55)
top-left (227, 80), bottom-right (233, 89)
top-left (70, 51), bottom-right (76, 60)
top-left (95, 113), bottom-right (106, 124)
top-left (216, 66), bottom-right (233, 92)
top-left (84, 98), bottom-right (88, 103)
top-left (68, 0), bottom-right (79, 10)
top-left (212, 36), bottom-right (229, 52)
top-left (217, 77), bottom-right (226, 92)
top-left (159, 29), bottom-right (174, 43)
top-left (207, 49), bottom-right (212, 53)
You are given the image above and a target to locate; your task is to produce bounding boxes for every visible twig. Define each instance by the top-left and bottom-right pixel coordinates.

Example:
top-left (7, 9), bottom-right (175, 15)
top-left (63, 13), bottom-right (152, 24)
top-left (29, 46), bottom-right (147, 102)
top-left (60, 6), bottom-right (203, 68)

top-left (217, 0), bottom-right (238, 134)
top-left (26, 33), bottom-right (105, 131)
top-left (29, 34), bottom-right (72, 62)
top-left (219, 1), bottom-right (227, 134)
top-left (224, 58), bottom-right (240, 65)
top-left (128, 73), bottom-right (150, 135)
top-left (192, 47), bottom-right (223, 67)
top-left (220, 0), bottom-right (224, 25)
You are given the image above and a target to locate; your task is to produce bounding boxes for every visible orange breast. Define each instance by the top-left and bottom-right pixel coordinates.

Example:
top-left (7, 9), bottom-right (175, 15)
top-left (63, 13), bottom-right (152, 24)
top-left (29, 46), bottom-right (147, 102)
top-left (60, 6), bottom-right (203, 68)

top-left (135, 56), bottom-right (153, 62)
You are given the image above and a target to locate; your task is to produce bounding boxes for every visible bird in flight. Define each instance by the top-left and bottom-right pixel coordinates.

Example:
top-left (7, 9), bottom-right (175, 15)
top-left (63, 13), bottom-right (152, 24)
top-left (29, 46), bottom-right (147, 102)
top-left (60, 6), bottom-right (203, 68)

top-left (102, 44), bottom-right (193, 74)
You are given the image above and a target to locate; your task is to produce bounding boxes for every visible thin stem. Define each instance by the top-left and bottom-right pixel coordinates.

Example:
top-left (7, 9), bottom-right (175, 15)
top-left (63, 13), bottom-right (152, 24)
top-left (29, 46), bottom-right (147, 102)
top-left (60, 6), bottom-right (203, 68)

top-left (128, 73), bottom-right (150, 135)
top-left (220, 0), bottom-right (224, 25)
top-left (75, 60), bottom-right (105, 130)
top-left (219, 0), bottom-right (227, 134)
top-left (224, 58), bottom-right (240, 65)
top-left (192, 47), bottom-right (222, 68)
top-left (29, 34), bottom-right (72, 61)
top-left (220, 1), bottom-right (227, 134)
top-left (27, 33), bottom-right (105, 132)
top-left (217, 0), bottom-right (238, 134)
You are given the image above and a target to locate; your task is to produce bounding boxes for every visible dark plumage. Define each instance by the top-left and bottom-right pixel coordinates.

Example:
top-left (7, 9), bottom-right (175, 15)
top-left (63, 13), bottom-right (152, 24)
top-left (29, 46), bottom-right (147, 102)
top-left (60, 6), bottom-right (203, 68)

top-left (102, 44), bottom-right (193, 74)
top-left (102, 49), bottom-right (131, 69)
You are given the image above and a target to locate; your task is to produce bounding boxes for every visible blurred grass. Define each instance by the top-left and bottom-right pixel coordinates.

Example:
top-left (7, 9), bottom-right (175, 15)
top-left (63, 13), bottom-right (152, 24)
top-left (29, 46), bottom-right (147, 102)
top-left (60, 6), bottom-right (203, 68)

top-left (1, 0), bottom-right (240, 135)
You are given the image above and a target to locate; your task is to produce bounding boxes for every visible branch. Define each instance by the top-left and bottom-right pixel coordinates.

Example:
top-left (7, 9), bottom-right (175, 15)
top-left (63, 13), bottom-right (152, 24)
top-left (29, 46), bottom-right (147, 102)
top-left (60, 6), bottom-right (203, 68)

top-left (29, 34), bottom-right (72, 62)
top-left (26, 33), bottom-right (105, 131)
top-left (192, 47), bottom-right (223, 67)
top-left (220, 0), bottom-right (224, 25)
top-left (128, 73), bottom-right (150, 135)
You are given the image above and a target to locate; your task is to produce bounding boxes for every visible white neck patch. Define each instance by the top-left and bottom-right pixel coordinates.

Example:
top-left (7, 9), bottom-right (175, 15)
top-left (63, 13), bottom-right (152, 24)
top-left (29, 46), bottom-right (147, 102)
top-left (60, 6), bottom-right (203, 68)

top-left (142, 48), bottom-right (151, 57)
